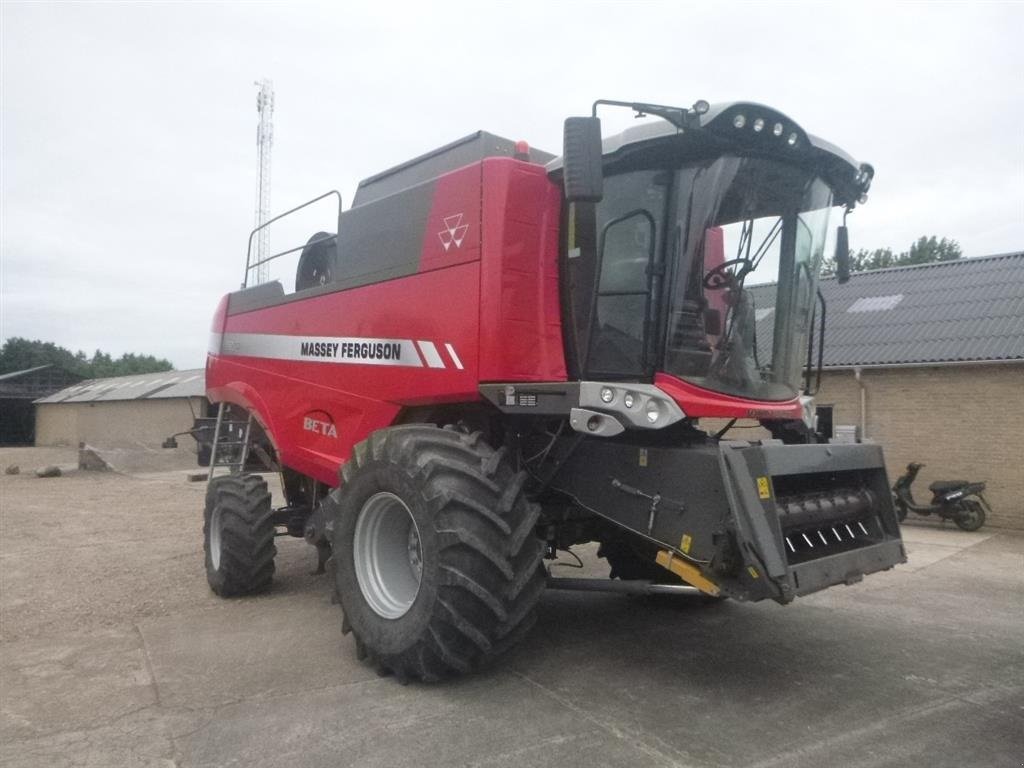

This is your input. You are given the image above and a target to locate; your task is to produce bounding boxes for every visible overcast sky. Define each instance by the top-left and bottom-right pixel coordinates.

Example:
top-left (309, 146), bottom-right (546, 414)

top-left (2, 1), bottom-right (1022, 370)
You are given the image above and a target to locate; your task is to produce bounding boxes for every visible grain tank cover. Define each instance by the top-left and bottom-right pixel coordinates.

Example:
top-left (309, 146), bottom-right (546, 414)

top-left (352, 131), bottom-right (555, 206)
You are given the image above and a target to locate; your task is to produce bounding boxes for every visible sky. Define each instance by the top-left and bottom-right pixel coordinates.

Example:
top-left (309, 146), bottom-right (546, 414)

top-left (2, 1), bottom-right (1022, 370)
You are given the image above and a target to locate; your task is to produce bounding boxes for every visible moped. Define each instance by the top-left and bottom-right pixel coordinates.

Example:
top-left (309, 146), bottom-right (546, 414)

top-left (892, 462), bottom-right (990, 531)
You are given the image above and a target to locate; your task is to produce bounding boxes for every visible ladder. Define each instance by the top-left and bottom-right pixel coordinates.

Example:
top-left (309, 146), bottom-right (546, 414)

top-left (207, 403), bottom-right (254, 484)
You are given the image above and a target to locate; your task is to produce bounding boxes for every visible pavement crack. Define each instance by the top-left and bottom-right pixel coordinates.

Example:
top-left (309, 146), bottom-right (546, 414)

top-left (134, 623), bottom-right (164, 710)
top-left (510, 670), bottom-right (703, 768)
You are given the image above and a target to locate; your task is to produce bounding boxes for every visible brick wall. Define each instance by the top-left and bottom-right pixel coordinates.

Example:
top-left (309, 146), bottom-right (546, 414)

top-left (813, 364), bottom-right (1024, 530)
top-left (36, 398), bottom-right (204, 449)
top-left (699, 363), bottom-right (1023, 530)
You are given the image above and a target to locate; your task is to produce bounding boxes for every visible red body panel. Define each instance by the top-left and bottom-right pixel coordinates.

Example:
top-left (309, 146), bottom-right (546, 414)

top-left (478, 160), bottom-right (566, 381)
top-left (207, 158), bottom-right (566, 485)
top-left (655, 373), bottom-right (803, 420)
top-left (207, 157), bottom-right (803, 484)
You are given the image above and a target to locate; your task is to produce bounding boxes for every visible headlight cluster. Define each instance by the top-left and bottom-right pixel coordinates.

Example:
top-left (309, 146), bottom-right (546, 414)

top-left (733, 112), bottom-right (799, 148)
top-left (579, 383), bottom-right (686, 431)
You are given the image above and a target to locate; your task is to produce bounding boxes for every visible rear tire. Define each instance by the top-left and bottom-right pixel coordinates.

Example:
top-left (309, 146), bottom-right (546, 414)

top-left (331, 425), bottom-right (545, 682)
top-left (204, 474), bottom-right (276, 596)
top-left (954, 500), bottom-right (985, 531)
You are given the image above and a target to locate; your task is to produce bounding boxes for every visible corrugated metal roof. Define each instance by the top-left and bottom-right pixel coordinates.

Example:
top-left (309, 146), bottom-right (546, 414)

top-left (36, 369), bottom-right (205, 404)
top-left (751, 251), bottom-right (1024, 367)
top-left (0, 364), bottom-right (54, 381)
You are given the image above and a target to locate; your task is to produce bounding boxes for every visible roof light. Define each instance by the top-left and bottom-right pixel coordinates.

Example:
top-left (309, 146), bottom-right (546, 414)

top-left (787, 132), bottom-right (799, 146)
top-left (753, 118), bottom-right (765, 132)
top-left (733, 114), bottom-right (746, 128)
top-left (773, 122), bottom-right (784, 137)
top-left (692, 99), bottom-right (710, 115)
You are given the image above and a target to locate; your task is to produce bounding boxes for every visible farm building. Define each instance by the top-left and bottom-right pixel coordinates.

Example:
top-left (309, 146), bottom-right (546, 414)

top-left (0, 364), bottom-right (85, 445)
top-left (35, 369), bottom-right (207, 448)
top-left (749, 251), bottom-right (1023, 530)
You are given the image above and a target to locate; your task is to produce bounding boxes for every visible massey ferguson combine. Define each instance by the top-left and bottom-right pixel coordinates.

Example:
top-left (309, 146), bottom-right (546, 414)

top-left (202, 99), bottom-right (905, 681)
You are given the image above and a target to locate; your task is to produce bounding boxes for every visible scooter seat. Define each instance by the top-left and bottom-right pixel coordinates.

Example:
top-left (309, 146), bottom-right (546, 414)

top-left (929, 480), bottom-right (968, 494)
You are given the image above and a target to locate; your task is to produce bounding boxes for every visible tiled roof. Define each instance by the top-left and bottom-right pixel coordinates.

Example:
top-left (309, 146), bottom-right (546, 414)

top-left (752, 252), bottom-right (1024, 367)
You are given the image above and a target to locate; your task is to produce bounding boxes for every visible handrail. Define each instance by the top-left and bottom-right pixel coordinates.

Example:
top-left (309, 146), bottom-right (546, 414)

top-left (243, 190), bottom-right (342, 287)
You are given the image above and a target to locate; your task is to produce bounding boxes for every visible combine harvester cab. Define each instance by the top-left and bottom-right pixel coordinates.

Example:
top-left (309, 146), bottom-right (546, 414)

top-left (201, 101), bottom-right (905, 681)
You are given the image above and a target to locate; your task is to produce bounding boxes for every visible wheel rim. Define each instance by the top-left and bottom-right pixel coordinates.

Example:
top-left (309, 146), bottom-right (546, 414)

top-left (959, 506), bottom-right (981, 528)
top-left (209, 505), bottom-right (223, 571)
top-left (353, 492), bottom-right (423, 619)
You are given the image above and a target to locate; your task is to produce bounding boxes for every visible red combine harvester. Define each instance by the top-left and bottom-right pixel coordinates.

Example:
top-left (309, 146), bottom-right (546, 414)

top-left (201, 99), bottom-right (905, 681)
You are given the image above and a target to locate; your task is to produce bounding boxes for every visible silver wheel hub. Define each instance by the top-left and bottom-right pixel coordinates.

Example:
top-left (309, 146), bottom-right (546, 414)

top-left (353, 492), bottom-right (423, 619)
top-left (209, 506), bottom-right (222, 571)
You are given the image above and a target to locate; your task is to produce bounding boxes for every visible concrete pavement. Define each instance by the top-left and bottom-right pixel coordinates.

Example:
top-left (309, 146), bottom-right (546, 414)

top-left (1, 447), bottom-right (1021, 767)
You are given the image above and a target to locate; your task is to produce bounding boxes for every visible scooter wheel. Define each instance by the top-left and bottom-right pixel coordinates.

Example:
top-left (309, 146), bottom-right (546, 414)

top-left (954, 500), bottom-right (985, 532)
top-left (894, 501), bottom-right (908, 522)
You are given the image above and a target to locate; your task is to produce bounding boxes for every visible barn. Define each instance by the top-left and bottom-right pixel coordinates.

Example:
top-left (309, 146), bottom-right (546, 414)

top-left (34, 369), bottom-right (207, 449)
top-left (0, 364), bottom-right (85, 445)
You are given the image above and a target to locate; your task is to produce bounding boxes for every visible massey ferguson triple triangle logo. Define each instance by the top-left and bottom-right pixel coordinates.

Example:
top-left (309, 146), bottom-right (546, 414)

top-left (438, 213), bottom-right (469, 251)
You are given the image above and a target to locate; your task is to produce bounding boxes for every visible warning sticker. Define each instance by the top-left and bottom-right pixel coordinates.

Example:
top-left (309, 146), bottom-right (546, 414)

top-left (680, 534), bottom-right (693, 554)
top-left (756, 476), bottom-right (772, 500)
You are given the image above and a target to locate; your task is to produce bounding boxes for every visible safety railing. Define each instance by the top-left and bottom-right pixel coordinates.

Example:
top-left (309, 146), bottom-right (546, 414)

top-left (242, 190), bottom-right (343, 288)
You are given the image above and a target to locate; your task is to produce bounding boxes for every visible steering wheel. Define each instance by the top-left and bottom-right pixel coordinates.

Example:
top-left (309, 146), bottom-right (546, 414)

top-left (702, 258), bottom-right (753, 290)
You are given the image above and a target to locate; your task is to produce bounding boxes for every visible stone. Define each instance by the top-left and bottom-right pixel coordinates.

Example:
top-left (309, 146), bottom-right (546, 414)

top-left (78, 445), bottom-right (111, 472)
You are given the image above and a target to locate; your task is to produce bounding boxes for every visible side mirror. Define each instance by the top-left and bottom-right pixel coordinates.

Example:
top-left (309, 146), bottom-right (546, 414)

top-left (835, 225), bottom-right (851, 284)
top-left (563, 116), bottom-right (603, 203)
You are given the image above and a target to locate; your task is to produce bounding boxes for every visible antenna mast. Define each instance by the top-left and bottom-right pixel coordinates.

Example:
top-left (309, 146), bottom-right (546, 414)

top-left (253, 79), bottom-right (274, 284)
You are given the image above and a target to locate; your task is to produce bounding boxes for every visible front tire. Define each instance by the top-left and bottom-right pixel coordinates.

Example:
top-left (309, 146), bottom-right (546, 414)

top-left (894, 499), bottom-right (908, 522)
top-left (204, 474), bottom-right (276, 596)
top-left (331, 425), bottom-right (545, 682)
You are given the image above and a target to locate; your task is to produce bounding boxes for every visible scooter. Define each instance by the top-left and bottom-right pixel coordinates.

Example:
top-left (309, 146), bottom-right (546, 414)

top-left (892, 462), bottom-right (990, 531)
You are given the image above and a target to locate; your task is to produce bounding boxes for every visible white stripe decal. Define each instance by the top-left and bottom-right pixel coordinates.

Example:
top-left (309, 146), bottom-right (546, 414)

top-left (444, 343), bottom-right (464, 370)
top-left (417, 341), bottom-right (445, 369)
top-left (221, 332), bottom-right (424, 367)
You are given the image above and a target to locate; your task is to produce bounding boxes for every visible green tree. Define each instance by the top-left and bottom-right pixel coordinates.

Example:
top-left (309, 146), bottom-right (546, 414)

top-left (822, 236), bottom-right (961, 277)
top-left (902, 236), bottom-right (962, 265)
top-left (0, 338), bottom-right (174, 377)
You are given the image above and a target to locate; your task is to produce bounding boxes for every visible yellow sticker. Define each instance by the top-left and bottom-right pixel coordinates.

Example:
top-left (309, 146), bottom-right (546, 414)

top-left (747, 566), bottom-right (760, 579)
top-left (638, 448), bottom-right (648, 467)
top-left (757, 476), bottom-right (771, 499)
top-left (680, 534), bottom-right (693, 554)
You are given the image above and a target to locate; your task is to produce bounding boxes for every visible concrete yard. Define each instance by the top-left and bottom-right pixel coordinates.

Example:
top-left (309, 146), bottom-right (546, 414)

top-left (1, 446), bottom-right (1022, 767)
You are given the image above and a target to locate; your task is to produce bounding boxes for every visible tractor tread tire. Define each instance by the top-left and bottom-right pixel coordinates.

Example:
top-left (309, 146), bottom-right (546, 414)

top-left (204, 474), bottom-right (276, 597)
top-left (331, 425), bottom-right (545, 682)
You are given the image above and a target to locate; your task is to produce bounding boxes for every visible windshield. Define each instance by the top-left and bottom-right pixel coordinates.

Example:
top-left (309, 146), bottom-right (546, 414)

top-left (664, 156), bottom-right (835, 400)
